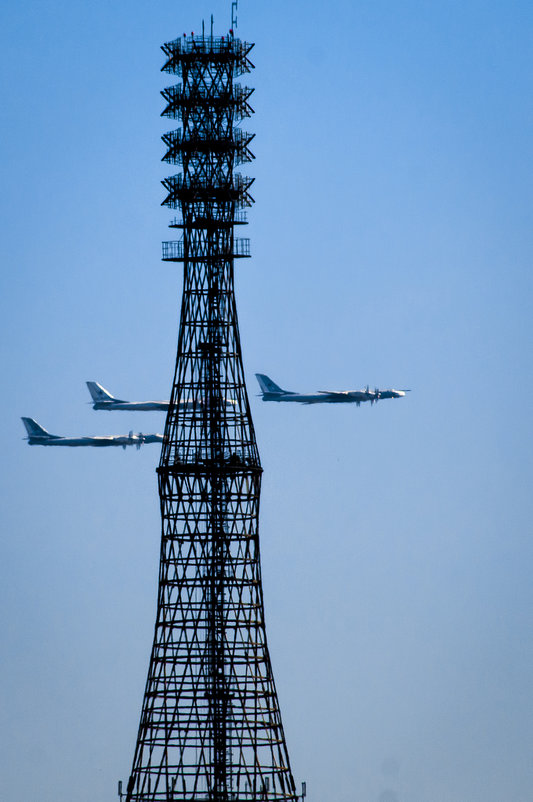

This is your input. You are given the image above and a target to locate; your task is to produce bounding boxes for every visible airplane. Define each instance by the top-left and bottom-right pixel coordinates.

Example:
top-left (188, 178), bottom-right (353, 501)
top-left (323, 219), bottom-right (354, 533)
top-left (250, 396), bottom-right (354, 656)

top-left (87, 381), bottom-right (236, 411)
top-left (87, 382), bottom-right (173, 412)
top-left (255, 374), bottom-right (409, 406)
top-left (21, 418), bottom-right (163, 449)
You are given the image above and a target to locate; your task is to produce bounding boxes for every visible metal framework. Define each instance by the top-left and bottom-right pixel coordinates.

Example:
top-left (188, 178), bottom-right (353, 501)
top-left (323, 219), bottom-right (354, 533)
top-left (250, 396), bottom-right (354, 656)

top-left (125, 32), bottom-right (298, 802)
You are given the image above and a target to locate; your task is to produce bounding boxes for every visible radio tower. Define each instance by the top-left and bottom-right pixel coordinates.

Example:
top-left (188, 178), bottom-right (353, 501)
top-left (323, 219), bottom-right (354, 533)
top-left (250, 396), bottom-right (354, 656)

top-left (124, 28), bottom-right (298, 802)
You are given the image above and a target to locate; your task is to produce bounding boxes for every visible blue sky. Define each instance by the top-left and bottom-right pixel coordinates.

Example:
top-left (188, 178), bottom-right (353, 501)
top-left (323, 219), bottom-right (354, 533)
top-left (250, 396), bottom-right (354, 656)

top-left (1, 2), bottom-right (532, 801)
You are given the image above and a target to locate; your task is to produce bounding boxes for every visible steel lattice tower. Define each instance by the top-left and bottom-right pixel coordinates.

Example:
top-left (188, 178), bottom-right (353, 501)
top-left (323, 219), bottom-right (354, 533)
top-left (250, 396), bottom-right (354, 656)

top-left (125, 31), bottom-right (298, 802)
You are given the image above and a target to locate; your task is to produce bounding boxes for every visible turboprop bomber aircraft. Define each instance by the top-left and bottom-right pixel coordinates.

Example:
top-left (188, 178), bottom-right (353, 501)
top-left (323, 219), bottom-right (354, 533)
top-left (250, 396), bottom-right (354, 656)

top-left (255, 374), bottom-right (409, 405)
top-left (22, 418), bottom-right (163, 449)
top-left (87, 382), bottom-right (174, 412)
top-left (87, 381), bottom-right (236, 412)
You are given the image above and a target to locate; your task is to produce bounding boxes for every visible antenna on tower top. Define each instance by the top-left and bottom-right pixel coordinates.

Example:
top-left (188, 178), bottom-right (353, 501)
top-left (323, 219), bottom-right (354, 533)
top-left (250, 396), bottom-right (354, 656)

top-left (231, 0), bottom-right (238, 30)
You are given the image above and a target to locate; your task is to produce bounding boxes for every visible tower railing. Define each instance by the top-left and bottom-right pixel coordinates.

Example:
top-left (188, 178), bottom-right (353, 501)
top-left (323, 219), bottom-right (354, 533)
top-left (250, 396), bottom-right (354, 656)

top-left (161, 84), bottom-right (254, 119)
top-left (161, 173), bottom-right (255, 208)
top-left (162, 237), bottom-right (250, 261)
top-left (167, 210), bottom-right (248, 228)
top-left (161, 35), bottom-right (254, 76)
top-left (161, 128), bottom-right (255, 165)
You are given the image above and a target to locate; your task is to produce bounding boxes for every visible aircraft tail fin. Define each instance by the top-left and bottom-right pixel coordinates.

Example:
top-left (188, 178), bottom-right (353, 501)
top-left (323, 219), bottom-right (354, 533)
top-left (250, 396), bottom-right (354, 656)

top-left (86, 381), bottom-right (117, 403)
top-left (255, 374), bottom-right (287, 395)
top-left (21, 417), bottom-right (54, 439)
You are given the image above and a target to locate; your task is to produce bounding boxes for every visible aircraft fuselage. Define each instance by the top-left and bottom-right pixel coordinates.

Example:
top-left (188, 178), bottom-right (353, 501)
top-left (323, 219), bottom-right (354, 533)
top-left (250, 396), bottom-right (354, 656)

top-left (92, 401), bottom-right (170, 412)
top-left (26, 435), bottom-right (141, 447)
top-left (260, 392), bottom-right (372, 404)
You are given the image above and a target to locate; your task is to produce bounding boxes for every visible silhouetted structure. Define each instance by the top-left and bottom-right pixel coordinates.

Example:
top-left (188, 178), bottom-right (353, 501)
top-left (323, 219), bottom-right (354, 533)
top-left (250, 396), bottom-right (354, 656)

top-left (125, 31), bottom-right (298, 802)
